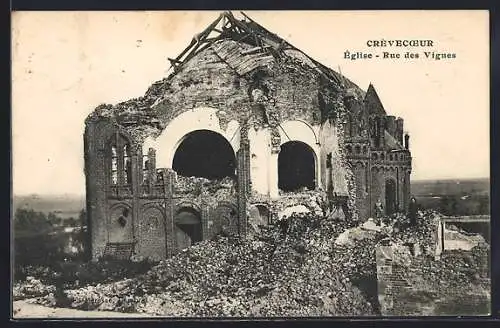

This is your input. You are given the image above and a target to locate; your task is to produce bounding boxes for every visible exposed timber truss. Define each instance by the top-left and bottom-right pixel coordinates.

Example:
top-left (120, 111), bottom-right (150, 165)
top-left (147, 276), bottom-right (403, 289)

top-left (166, 11), bottom-right (347, 88)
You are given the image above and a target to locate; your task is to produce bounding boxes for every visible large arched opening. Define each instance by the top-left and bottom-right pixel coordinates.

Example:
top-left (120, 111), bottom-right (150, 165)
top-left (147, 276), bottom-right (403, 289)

top-left (278, 141), bottom-right (316, 192)
top-left (385, 179), bottom-right (397, 215)
top-left (172, 130), bottom-right (236, 179)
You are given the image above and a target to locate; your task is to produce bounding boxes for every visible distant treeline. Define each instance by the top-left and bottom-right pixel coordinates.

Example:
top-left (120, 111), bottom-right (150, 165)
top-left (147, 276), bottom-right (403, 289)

top-left (14, 208), bottom-right (89, 269)
top-left (13, 194), bottom-right (85, 217)
top-left (411, 178), bottom-right (489, 197)
top-left (417, 194), bottom-right (490, 216)
top-left (13, 208), bottom-right (154, 289)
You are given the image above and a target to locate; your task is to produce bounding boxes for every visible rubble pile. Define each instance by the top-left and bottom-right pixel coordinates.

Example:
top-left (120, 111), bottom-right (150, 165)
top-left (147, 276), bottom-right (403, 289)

top-left (14, 260), bottom-right (155, 302)
top-left (274, 189), bottom-right (325, 217)
top-left (13, 277), bottom-right (56, 301)
top-left (29, 209), bottom-right (489, 317)
top-left (175, 176), bottom-right (237, 207)
top-left (415, 245), bottom-right (490, 290)
top-left (389, 210), bottom-right (440, 251)
top-left (442, 223), bottom-right (487, 251)
top-left (32, 212), bottom-right (379, 316)
top-left (382, 240), bottom-right (491, 315)
top-left (373, 211), bottom-right (490, 315)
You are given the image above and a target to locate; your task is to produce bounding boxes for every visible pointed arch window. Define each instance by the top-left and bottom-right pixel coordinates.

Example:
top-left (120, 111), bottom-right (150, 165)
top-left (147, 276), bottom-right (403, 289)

top-left (107, 133), bottom-right (132, 186)
top-left (345, 113), bottom-right (353, 136)
top-left (111, 146), bottom-right (118, 184)
top-left (123, 144), bottom-right (132, 184)
top-left (143, 157), bottom-right (150, 184)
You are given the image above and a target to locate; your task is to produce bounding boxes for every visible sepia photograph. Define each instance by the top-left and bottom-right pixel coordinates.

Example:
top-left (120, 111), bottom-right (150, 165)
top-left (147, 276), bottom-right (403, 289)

top-left (11, 10), bottom-right (490, 318)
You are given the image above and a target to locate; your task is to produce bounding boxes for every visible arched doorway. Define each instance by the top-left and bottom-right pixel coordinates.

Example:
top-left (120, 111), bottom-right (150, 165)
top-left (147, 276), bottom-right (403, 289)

top-left (385, 179), bottom-right (397, 215)
top-left (175, 207), bottom-right (202, 251)
top-left (172, 130), bottom-right (236, 179)
top-left (278, 141), bottom-right (316, 192)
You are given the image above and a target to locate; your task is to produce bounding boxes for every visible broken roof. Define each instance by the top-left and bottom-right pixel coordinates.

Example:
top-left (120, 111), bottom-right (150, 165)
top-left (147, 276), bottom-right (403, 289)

top-left (88, 11), bottom-right (397, 133)
top-left (166, 11), bottom-right (365, 96)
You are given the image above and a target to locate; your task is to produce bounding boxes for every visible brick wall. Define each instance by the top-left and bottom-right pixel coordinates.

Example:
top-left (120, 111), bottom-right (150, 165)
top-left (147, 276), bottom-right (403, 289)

top-left (376, 238), bottom-right (490, 316)
top-left (84, 39), bottom-right (413, 260)
top-left (369, 164), bottom-right (411, 218)
top-left (319, 120), bottom-right (350, 198)
top-left (137, 204), bottom-right (167, 260)
top-left (84, 118), bottom-right (121, 259)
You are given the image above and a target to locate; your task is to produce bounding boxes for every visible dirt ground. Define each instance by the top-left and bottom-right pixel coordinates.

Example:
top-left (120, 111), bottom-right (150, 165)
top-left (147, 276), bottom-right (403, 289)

top-left (12, 300), bottom-right (150, 319)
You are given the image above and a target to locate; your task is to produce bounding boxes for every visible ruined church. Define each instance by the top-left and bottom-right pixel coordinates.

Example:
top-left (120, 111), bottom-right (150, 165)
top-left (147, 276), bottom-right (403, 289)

top-left (84, 12), bottom-right (412, 261)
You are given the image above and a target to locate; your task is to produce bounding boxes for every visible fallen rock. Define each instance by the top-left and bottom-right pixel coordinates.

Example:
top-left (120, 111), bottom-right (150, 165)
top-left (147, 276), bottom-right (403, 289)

top-left (335, 226), bottom-right (380, 247)
top-left (328, 207), bottom-right (346, 221)
top-left (334, 229), bottom-right (353, 247)
top-left (278, 205), bottom-right (310, 220)
top-left (361, 218), bottom-right (382, 232)
top-left (443, 229), bottom-right (487, 251)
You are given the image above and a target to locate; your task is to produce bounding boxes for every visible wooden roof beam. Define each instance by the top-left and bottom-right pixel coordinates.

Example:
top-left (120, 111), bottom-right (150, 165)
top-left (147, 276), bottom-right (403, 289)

top-left (168, 58), bottom-right (182, 65)
top-left (167, 13), bottom-right (225, 70)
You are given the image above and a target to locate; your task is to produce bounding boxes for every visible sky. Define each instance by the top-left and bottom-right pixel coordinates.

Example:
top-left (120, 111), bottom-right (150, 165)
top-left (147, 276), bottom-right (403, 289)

top-left (12, 10), bottom-right (490, 196)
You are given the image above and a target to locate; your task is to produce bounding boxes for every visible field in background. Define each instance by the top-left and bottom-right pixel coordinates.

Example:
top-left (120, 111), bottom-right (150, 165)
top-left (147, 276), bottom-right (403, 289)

top-left (13, 194), bottom-right (86, 220)
top-left (12, 178), bottom-right (490, 219)
top-left (411, 178), bottom-right (489, 197)
top-left (411, 178), bottom-right (490, 216)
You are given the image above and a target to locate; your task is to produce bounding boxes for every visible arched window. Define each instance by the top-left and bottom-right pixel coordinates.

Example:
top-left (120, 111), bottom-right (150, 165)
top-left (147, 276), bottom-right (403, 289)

top-left (355, 145), bottom-right (361, 154)
top-left (374, 117), bottom-right (381, 148)
top-left (346, 114), bottom-right (353, 136)
top-left (278, 141), bottom-right (316, 192)
top-left (156, 169), bottom-right (165, 185)
top-left (172, 130), bottom-right (236, 179)
top-left (124, 145), bottom-right (132, 184)
top-left (108, 133), bottom-right (132, 186)
top-left (142, 157), bottom-right (150, 184)
top-left (385, 179), bottom-right (397, 215)
top-left (111, 146), bottom-right (118, 185)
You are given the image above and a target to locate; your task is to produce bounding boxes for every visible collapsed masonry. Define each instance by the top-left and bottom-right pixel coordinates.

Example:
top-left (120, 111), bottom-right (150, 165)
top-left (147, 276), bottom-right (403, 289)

top-left (84, 11), bottom-right (412, 261)
top-left (375, 225), bottom-right (490, 316)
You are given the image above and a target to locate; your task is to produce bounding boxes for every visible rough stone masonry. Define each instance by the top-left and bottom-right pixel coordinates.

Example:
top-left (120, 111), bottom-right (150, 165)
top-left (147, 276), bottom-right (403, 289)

top-left (83, 11), bottom-right (412, 261)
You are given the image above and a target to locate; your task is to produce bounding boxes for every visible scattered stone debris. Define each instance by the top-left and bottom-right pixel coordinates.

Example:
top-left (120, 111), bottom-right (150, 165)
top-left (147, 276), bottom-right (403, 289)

top-left (175, 175), bottom-right (237, 207)
top-left (361, 218), bottom-right (382, 232)
top-left (443, 224), bottom-right (487, 251)
top-left (13, 277), bottom-right (56, 301)
top-left (31, 212), bottom-right (378, 316)
top-left (334, 225), bottom-right (379, 247)
top-left (376, 238), bottom-right (490, 316)
top-left (27, 209), bottom-right (489, 317)
top-left (278, 205), bottom-right (311, 220)
top-left (273, 190), bottom-right (325, 218)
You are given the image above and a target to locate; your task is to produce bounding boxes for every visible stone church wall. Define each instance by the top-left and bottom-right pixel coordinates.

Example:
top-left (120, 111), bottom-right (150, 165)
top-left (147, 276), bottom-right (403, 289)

top-left (84, 39), bottom-right (411, 261)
